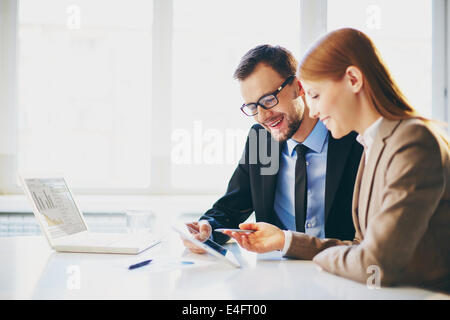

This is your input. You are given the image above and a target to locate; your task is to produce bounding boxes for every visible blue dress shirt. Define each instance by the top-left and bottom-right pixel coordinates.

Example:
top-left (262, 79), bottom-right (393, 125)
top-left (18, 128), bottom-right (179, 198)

top-left (273, 120), bottom-right (329, 238)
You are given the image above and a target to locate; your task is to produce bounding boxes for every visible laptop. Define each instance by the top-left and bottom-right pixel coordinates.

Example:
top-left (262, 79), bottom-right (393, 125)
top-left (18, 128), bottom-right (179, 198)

top-left (20, 176), bottom-right (161, 254)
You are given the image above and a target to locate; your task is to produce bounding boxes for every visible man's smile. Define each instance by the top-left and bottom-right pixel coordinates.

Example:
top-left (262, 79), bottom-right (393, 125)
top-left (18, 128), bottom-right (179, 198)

top-left (265, 115), bottom-right (284, 129)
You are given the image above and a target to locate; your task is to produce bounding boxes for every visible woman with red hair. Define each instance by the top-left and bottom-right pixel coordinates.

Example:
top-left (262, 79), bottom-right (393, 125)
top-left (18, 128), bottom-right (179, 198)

top-left (225, 28), bottom-right (449, 292)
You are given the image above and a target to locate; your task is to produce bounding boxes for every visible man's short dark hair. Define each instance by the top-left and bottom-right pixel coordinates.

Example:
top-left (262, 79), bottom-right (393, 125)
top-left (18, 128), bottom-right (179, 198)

top-left (233, 44), bottom-right (298, 81)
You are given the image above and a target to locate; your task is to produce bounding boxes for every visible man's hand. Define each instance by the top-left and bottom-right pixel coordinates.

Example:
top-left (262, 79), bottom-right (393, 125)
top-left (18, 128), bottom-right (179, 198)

top-left (181, 220), bottom-right (212, 254)
top-left (222, 222), bottom-right (285, 253)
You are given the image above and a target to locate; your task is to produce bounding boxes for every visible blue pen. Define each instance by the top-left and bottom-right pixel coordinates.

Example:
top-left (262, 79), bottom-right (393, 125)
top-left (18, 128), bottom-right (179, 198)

top-left (128, 259), bottom-right (152, 270)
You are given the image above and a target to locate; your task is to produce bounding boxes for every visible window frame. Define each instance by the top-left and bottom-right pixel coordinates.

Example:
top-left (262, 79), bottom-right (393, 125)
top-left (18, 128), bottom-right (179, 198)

top-left (433, 0), bottom-right (450, 127)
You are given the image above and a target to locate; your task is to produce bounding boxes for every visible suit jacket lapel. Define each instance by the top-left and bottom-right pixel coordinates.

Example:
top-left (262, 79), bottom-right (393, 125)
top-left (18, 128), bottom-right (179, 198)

top-left (261, 133), bottom-right (282, 224)
top-left (358, 118), bottom-right (401, 233)
top-left (324, 133), bottom-right (354, 222)
top-left (352, 152), bottom-right (365, 239)
top-left (359, 142), bottom-right (384, 233)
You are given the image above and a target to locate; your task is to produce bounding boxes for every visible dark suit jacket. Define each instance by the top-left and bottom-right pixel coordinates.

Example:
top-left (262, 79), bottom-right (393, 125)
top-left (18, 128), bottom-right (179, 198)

top-left (200, 123), bottom-right (363, 245)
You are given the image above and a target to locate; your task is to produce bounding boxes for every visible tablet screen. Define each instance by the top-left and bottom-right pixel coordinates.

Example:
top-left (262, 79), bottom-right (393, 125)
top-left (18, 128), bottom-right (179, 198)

top-left (202, 238), bottom-right (227, 256)
top-left (172, 222), bottom-right (240, 268)
top-left (184, 223), bottom-right (228, 256)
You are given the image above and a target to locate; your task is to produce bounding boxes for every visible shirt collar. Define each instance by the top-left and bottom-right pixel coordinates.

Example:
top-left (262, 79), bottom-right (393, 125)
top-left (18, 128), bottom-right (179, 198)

top-left (356, 117), bottom-right (383, 150)
top-left (284, 120), bottom-right (329, 157)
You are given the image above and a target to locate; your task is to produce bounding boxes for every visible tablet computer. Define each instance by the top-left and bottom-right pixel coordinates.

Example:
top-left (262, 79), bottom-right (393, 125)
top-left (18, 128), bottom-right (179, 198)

top-left (172, 222), bottom-right (241, 268)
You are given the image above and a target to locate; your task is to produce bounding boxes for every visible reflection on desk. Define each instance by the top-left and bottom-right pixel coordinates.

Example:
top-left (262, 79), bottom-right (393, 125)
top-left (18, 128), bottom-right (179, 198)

top-left (0, 235), bottom-right (447, 300)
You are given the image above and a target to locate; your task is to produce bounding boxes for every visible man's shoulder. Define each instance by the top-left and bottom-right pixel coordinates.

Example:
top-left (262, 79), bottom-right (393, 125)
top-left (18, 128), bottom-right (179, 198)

top-left (328, 130), bottom-right (360, 147)
top-left (249, 123), bottom-right (270, 134)
top-left (337, 130), bottom-right (358, 142)
top-left (249, 123), bottom-right (264, 131)
top-left (247, 124), bottom-right (273, 141)
top-left (327, 130), bottom-right (363, 163)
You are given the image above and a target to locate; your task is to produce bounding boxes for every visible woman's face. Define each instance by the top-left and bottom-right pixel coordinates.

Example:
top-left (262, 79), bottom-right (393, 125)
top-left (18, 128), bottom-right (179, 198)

top-left (301, 76), bottom-right (359, 139)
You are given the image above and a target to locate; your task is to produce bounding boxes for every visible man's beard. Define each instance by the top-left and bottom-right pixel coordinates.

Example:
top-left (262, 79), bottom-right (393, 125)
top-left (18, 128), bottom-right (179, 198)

top-left (271, 114), bottom-right (302, 142)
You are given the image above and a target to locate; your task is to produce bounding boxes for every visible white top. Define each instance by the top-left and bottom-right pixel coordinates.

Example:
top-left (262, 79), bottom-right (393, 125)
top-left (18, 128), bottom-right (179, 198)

top-left (356, 117), bottom-right (383, 165)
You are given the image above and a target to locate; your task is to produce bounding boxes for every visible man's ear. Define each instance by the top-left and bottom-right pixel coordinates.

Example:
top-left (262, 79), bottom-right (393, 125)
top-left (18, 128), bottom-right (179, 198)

top-left (345, 66), bottom-right (363, 93)
top-left (296, 78), bottom-right (305, 97)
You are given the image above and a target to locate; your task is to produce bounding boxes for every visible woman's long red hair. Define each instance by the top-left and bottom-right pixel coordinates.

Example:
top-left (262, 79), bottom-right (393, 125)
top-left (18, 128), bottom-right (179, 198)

top-left (299, 28), bottom-right (420, 120)
top-left (299, 28), bottom-right (448, 144)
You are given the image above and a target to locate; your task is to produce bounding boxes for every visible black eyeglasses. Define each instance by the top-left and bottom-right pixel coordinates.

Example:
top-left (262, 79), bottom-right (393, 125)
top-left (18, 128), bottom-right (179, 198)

top-left (240, 75), bottom-right (295, 116)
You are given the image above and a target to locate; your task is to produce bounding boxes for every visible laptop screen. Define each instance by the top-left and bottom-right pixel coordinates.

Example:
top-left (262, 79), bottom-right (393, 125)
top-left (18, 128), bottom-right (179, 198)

top-left (24, 178), bottom-right (87, 238)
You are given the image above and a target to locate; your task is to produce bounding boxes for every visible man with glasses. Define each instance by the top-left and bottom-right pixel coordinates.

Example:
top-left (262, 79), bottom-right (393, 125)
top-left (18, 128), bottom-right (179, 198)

top-left (182, 45), bottom-right (363, 255)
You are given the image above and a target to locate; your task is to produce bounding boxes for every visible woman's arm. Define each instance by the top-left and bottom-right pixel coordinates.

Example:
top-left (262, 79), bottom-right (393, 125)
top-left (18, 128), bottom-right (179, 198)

top-left (312, 123), bottom-right (445, 286)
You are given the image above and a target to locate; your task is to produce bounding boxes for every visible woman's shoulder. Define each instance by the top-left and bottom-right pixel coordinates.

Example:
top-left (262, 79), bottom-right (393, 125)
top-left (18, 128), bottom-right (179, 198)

top-left (392, 118), bottom-right (447, 145)
top-left (387, 118), bottom-right (449, 162)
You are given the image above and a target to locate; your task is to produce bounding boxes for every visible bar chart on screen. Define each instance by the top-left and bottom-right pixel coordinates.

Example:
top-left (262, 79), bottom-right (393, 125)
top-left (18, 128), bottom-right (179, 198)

top-left (25, 178), bottom-right (87, 238)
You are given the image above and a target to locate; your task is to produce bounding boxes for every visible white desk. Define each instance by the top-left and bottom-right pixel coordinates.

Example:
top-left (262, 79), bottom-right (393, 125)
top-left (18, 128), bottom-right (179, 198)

top-left (1, 234), bottom-right (448, 300)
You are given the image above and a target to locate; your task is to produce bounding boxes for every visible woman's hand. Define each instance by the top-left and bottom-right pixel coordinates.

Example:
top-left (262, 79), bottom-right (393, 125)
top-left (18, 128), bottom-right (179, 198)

top-left (223, 222), bottom-right (285, 253)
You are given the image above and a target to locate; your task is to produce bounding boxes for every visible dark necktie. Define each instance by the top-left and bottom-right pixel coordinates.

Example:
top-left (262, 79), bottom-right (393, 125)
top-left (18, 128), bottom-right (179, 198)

top-left (294, 144), bottom-right (309, 232)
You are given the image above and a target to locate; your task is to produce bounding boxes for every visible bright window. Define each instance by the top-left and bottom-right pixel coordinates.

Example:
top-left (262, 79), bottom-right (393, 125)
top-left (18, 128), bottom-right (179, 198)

top-left (327, 0), bottom-right (432, 118)
top-left (17, 0), bottom-right (153, 189)
top-left (13, 0), bottom-right (434, 194)
top-left (171, 0), bottom-right (301, 190)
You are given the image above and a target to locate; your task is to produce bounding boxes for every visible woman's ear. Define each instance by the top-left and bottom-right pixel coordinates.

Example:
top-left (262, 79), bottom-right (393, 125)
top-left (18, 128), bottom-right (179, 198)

top-left (345, 66), bottom-right (363, 93)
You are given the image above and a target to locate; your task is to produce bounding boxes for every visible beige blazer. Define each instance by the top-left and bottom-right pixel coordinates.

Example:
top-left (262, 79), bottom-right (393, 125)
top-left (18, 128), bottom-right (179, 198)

top-left (285, 118), bottom-right (450, 291)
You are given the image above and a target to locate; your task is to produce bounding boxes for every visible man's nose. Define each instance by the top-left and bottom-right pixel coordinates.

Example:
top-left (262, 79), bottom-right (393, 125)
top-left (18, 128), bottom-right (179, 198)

top-left (256, 105), bottom-right (274, 123)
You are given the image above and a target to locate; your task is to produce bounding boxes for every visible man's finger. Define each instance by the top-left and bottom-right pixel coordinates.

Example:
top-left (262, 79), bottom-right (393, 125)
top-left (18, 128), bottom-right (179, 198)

top-left (182, 238), bottom-right (196, 248)
top-left (182, 238), bottom-right (206, 254)
top-left (199, 228), bottom-right (210, 239)
top-left (186, 223), bottom-right (200, 235)
top-left (193, 233), bottom-right (207, 242)
top-left (191, 247), bottom-right (207, 254)
top-left (197, 221), bottom-right (211, 238)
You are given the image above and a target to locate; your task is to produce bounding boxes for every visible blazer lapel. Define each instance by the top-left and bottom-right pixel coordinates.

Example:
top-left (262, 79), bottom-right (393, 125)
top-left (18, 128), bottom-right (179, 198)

top-left (358, 118), bottom-right (401, 233)
top-left (261, 134), bottom-right (282, 224)
top-left (358, 149), bottom-right (380, 234)
top-left (324, 133), bottom-right (354, 222)
top-left (352, 152), bottom-right (365, 238)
